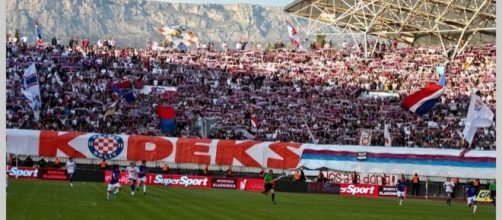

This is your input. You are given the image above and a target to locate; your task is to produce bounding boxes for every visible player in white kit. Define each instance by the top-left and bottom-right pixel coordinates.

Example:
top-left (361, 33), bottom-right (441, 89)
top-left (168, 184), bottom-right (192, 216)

top-left (126, 162), bottom-right (140, 195)
top-left (65, 157), bottom-right (76, 187)
top-left (443, 178), bottom-right (455, 206)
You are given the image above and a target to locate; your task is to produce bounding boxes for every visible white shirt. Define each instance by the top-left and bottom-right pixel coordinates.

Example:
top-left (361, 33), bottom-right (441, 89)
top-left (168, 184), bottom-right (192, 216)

top-left (127, 166), bottom-right (139, 179)
top-left (443, 181), bottom-right (455, 192)
top-left (66, 160), bottom-right (76, 173)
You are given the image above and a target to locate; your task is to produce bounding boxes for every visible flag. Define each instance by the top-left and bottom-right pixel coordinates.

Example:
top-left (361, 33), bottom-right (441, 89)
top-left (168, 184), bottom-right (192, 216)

top-left (359, 130), bottom-right (372, 146)
top-left (112, 81), bottom-right (136, 103)
top-left (22, 63), bottom-right (41, 121)
top-left (161, 87), bottom-right (177, 100)
top-left (103, 100), bottom-right (120, 120)
top-left (250, 115), bottom-right (259, 128)
top-left (286, 20), bottom-right (300, 48)
top-left (35, 20), bottom-right (42, 40)
top-left (157, 105), bottom-right (176, 133)
top-left (462, 94), bottom-right (494, 145)
top-left (384, 124), bottom-right (392, 146)
top-left (402, 80), bottom-right (446, 115)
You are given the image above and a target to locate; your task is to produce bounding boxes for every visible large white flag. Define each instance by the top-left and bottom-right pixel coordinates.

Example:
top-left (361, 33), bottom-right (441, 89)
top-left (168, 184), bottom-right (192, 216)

top-left (462, 94), bottom-right (494, 144)
top-left (384, 124), bottom-right (392, 146)
top-left (22, 63), bottom-right (41, 121)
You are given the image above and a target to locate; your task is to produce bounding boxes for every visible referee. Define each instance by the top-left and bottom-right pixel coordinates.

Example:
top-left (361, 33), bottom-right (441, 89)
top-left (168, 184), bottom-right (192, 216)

top-left (263, 169), bottom-right (276, 204)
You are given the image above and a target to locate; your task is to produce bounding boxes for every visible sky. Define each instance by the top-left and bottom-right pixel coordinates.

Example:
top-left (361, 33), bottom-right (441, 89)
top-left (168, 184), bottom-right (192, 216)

top-left (157, 0), bottom-right (293, 7)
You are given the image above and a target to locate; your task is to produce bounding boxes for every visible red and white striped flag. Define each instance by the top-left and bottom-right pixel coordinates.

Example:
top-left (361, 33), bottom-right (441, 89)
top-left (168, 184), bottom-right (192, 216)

top-left (250, 115), bottom-right (259, 128)
top-left (286, 20), bottom-right (300, 48)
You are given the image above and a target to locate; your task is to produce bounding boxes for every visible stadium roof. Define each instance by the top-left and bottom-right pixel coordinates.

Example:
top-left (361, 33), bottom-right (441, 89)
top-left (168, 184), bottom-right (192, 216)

top-left (284, 0), bottom-right (495, 56)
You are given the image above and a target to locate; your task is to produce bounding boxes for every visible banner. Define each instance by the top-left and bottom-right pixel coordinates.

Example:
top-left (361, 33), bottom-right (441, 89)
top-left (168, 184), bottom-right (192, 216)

top-left (7, 129), bottom-right (496, 178)
top-left (8, 130), bottom-right (303, 169)
top-left (7, 166), bottom-right (38, 179)
top-left (322, 171), bottom-right (398, 186)
top-left (476, 190), bottom-right (494, 203)
top-left (212, 178), bottom-right (237, 189)
top-left (340, 184), bottom-right (379, 197)
top-left (39, 168), bottom-right (68, 181)
top-left (307, 182), bottom-right (341, 194)
top-left (104, 171), bottom-right (211, 189)
top-left (378, 186), bottom-right (400, 197)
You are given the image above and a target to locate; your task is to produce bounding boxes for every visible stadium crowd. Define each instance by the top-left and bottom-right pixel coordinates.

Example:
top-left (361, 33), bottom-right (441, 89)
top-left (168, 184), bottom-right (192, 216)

top-left (5, 38), bottom-right (496, 150)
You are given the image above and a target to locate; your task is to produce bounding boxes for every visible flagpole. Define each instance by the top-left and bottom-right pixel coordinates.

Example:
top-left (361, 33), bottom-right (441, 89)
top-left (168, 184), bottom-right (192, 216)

top-left (303, 118), bottom-right (318, 145)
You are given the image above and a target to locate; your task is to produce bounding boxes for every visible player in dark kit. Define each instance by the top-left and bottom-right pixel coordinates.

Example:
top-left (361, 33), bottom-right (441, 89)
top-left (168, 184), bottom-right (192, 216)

top-left (137, 160), bottom-right (147, 195)
top-left (263, 169), bottom-right (276, 204)
top-left (107, 165), bottom-right (121, 200)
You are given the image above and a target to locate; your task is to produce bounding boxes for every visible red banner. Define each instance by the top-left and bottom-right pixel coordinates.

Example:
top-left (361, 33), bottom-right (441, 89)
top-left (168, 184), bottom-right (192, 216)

top-left (6, 166), bottom-right (38, 179)
top-left (238, 178), bottom-right (264, 192)
top-left (104, 171), bottom-right (211, 189)
top-left (8, 130), bottom-right (302, 169)
top-left (104, 172), bottom-right (264, 192)
top-left (212, 178), bottom-right (238, 189)
top-left (340, 184), bottom-right (379, 197)
top-left (39, 168), bottom-right (68, 181)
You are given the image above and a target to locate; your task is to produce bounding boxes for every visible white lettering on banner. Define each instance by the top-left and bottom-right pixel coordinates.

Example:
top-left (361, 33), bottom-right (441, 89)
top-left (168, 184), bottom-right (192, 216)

top-left (9, 167), bottom-right (38, 178)
top-left (341, 185), bottom-right (375, 195)
top-left (153, 175), bottom-right (209, 187)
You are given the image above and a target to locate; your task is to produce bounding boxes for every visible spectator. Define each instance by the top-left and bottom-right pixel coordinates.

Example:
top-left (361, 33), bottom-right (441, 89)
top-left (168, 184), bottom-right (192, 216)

top-left (317, 171), bottom-right (327, 183)
top-left (411, 173), bottom-right (420, 196)
top-left (53, 158), bottom-right (61, 168)
top-left (203, 164), bottom-right (209, 176)
top-left (99, 159), bottom-right (107, 170)
top-left (352, 171), bottom-right (358, 184)
top-left (162, 163), bottom-right (169, 174)
top-left (23, 155), bottom-right (34, 167)
top-left (293, 170), bottom-right (301, 182)
top-left (226, 166), bottom-right (233, 177)
top-left (37, 157), bottom-right (47, 168)
top-left (300, 169), bottom-right (306, 182)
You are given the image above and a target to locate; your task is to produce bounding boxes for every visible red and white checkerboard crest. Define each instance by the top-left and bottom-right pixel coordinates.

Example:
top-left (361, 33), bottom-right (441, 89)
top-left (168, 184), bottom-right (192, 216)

top-left (88, 134), bottom-right (124, 159)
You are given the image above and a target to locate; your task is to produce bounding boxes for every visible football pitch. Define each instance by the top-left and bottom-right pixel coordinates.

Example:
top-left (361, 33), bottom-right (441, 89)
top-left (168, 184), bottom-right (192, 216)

top-left (7, 179), bottom-right (495, 220)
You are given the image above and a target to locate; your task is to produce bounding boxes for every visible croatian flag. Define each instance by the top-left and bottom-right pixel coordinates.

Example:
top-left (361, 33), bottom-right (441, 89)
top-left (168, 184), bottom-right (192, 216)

top-left (402, 74), bottom-right (446, 115)
top-left (157, 105), bottom-right (176, 133)
top-left (286, 20), bottom-right (300, 48)
top-left (112, 81), bottom-right (136, 103)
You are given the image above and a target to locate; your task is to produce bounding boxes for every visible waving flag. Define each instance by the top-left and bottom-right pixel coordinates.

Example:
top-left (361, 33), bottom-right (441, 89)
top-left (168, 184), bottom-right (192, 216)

top-left (156, 25), bottom-right (198, 48)
top-left (250, 115), bottom-right (259, 128)
top-left (157, 105), bottom-right (176, 133)
top-left (384, 124), bottom-right (392, 146)
top-left (22, 63), bottom-right (42, 121)
top-left (402, 75), bottom-right (446, 115)
top-left (112, 81), bottom-right (136, 103)
top-left (286, 20), bottom-right (300, 48)
top-left (462, 94), bottom-right (494, 145)
top-left (35, 20), bottom-right (42, 40)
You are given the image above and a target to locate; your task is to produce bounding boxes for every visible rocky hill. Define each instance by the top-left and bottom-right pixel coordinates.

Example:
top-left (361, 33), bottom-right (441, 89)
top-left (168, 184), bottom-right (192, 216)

top-left (6, 0), bottom-right (293, 47)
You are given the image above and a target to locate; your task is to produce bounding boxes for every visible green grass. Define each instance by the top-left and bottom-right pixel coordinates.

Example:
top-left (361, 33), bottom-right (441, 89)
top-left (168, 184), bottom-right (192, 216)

top-left (7, 179), bottom-right (495, 220)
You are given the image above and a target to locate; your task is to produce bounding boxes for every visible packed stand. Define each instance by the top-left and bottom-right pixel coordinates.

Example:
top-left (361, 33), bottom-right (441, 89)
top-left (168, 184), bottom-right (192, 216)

top-left (5, 37), bottom-right (496, 150)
